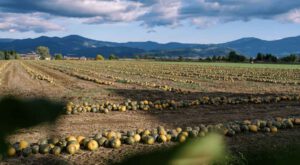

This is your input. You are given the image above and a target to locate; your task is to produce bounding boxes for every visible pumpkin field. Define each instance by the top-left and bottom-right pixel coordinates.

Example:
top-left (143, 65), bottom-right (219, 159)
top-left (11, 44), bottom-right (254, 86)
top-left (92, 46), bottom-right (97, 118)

top-left (0, 60), bottom-right (300, 164)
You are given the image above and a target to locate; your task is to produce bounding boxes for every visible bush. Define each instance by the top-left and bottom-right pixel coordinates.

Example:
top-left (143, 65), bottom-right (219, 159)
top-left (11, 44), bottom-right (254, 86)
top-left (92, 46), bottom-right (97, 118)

top-left (95, 54), bottom-right (105, 61)
top-left (109, 54), bottom-right (118, 60)
top-left (54, 54), bottom-right (63, 60)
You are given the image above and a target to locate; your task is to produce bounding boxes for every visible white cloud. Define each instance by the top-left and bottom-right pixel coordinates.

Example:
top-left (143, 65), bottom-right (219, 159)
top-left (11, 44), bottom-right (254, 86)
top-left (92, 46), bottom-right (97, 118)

top-left (0, 13), bottom-right (64, 33)
top-left (278, 9), bottom-right (300, 23)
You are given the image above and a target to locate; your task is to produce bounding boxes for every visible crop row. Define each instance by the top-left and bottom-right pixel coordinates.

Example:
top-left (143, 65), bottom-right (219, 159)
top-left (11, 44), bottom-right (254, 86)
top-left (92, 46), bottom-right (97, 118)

top-left (66, 94), bottom-right (300, 114)
top-left (28, 61), bottom-right (114, 85)
top-left (54, 61), bottom-right (300, 86)
top-left (3, 116), bottom-right (300, 159)
top-left (21, 62), bottom-right (55, 84)
top-left (0, 62), bottom-right (9, 85)
top-left (35, 61), bottom-right (189, 93)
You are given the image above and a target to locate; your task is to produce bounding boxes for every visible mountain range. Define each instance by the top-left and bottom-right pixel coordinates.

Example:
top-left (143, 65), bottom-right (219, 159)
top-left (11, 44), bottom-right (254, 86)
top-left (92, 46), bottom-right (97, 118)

top-left (0, 35), bottom-right (300, 58)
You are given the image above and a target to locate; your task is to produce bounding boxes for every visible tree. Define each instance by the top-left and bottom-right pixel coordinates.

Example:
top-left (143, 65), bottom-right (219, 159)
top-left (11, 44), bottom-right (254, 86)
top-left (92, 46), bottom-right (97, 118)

top-left (0, 51), bottom-right (4, 60)
top-left (265, 54), bottom-right (277, 63)
top-left (280, 54), bottom-right (297, 63)
top-left (54, 54), bottom-right (63, 60)
top-left (227, 51), bottom-right (246, 62)
top-left (205, 57), bottom-right (212, 62)
top-left (256, 53), bottom-right (263, 61)
top-left (109, 54), bottom-right (118, 60)
top-left (36, 46), bottom-right (50, 60)
top-left (212, 55), bottom-right (217, 62)
top-left (95, 54), bottom-right (105, 60)
top-left (178, 56), bottom-right (183, 61)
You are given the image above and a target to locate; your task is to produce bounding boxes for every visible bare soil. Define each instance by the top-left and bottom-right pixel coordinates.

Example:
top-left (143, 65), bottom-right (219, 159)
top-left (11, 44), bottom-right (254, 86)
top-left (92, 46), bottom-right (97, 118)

top-left (0, 61), bottom-right (299, 165)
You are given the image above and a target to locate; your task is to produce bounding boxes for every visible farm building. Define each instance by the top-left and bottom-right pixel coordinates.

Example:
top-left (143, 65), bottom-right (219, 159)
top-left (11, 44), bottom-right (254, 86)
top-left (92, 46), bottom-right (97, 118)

top-left (45, 57), bottom-right (51, 60)
top-left (80, 56), bottom-right (87, 60)
top-left (64, 56), bottom-right (80, 60)
top-left (20, 52), bottom-right (40, 60)
top-left (64, 56), bottom-right (87, 60)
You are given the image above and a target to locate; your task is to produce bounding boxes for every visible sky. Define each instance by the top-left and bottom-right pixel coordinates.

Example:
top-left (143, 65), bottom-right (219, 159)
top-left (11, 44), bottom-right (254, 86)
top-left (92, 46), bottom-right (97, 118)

top-left (0, 0), bottom-right (300, 44)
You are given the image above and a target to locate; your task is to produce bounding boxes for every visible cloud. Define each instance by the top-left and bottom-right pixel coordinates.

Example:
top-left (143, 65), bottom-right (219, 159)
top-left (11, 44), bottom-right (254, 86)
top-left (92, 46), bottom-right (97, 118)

top-left (277, 9), bottom-right (300, 23)
top-left (1, 0), bottom-right (300, 32)
top-left (0, 13), bottom-right (63, 33)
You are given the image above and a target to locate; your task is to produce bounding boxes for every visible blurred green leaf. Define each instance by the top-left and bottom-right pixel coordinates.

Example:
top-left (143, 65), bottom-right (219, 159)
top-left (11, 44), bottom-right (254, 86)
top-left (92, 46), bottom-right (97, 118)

top-left (116, 134), bottom-right (225, 165)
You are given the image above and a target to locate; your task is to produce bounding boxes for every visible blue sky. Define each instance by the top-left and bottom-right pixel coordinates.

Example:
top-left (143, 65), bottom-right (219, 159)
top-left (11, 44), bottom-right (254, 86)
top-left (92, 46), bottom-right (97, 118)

top-left (0, 0), bottom-right (300, 44)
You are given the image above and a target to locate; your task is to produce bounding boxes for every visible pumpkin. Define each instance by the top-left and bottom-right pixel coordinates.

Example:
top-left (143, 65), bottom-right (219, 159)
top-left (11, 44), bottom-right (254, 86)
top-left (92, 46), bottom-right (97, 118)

top-left (67, 141), bottom-right (80, 151)
top-left (157, 135), bottom-right (167, 143)
top-left (58, 140), bottom-right (67, 148)
top-left (110, 139), bottom-right (122, 148)
top-left (143, 130), bottom-right (151, 136)
top-left (32, 145), bottom-right (39, 154)
top-left (177, 134), bottom-right (186, 143)
top-left (94, 133), bottom-right (102, 140)
top-left (181, 131), bottom-right (189, 137)
top-left (39, 144), bottom-right (50, 154)
top-left (106, 131), bottom-right (116, 140)
top-left (7, 146), bottom-right (16, 157)
top-left (66, 144), bottom-right (77, 155)
top-left (77, 136), bottom-right (86, 145)
top-left (144, 136), bottom-right (155, 145)
top-left (166, 134), bottom-right (172, 142)
top-left (48, 137), bottom-right (60, 145)
top-left (133, 134), bottom-right (141, 142)
top-left (87, 140), bottom-right (99, 151)
top-left (119, 106), bottom-right (127, 112)
top-left (19, 140), bottom-right (29, 150)
top-left (66, 136), bottom-right (77, 142)
top-left (97, 137), bottom-right (107, 146)
top-left (125, 137), bottom-right (135, 145)
top-left (270, 126), bottom-right (278, 133)
top-left (188, 130), bottom-right (198, 138)
top-left (249, 125), bottom-right (258, 133)
top-left (51, 146), bottom-right (61, 155)
top-left (22, 147), bottom-right (32, 157)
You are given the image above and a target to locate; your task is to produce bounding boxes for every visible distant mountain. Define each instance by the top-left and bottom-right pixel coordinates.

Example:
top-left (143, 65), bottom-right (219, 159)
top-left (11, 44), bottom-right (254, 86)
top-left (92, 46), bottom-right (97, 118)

top-left (0, 35), bottom-right (300, 58)
top-left (222, 36), bottom-right (300, 56)
top-left (0, 39), bottom-right (15, 43)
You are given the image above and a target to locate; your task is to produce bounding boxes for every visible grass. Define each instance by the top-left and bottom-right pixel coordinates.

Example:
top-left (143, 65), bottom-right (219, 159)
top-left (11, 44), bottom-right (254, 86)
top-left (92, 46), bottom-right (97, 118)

top-left (151, 61), bottom-right (300, 69)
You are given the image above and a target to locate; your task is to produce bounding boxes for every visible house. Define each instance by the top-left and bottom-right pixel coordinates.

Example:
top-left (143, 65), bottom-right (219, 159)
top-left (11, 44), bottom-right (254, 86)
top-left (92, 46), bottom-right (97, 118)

top-left (64, 56), bottom-right (80, 60)
top-left (20, 52), bottom-right (40, 60)
top-left (80, 56), bottom-right (87, 61)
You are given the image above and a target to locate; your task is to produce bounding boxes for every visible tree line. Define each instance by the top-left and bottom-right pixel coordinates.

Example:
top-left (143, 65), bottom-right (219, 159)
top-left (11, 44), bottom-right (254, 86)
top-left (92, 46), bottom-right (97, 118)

top-left (1, 46), bottom-right (299, 63)
top-left (200, 51), bottom-right (300, 63)
top-left (0, 50), bottom-right (20, 60)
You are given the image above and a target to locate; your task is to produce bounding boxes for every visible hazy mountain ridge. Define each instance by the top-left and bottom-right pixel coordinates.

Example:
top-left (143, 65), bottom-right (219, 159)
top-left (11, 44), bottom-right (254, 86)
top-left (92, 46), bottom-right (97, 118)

top-left (0, 35), bottom-right (300, 58)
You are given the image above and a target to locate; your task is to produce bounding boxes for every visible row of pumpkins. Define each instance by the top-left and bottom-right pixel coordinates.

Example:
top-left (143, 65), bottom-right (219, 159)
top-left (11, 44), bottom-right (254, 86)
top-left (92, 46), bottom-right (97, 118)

top-left (66, 94), bottom-right (300, 114)
top-left (0, 62), bottom-right (9, 85)
top-left (21, 63), bottom-right (54, 84)
top-left (39, 62), bottom-right (189, 94)
top-left (3, 116), bottom-right (300, 159)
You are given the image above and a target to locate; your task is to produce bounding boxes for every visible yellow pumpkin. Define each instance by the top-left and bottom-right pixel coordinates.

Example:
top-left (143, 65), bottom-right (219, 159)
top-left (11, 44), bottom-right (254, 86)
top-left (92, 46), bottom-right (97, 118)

top-left (19, 140), bottom-right (29, 150)
top-left (87, 140), bottom-right (99, 151)
top-left (7, 146), bottom-right (16, 157)
top-left (249, 125), bottom-right (258, 133)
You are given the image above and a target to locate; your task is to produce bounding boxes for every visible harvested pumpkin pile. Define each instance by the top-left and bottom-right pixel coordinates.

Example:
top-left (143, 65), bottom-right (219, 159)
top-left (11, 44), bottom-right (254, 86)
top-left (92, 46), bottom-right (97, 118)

top-left (66, 95), bottom-right (300, 114)
top-left (3, 116), bottom-right (300, 159)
